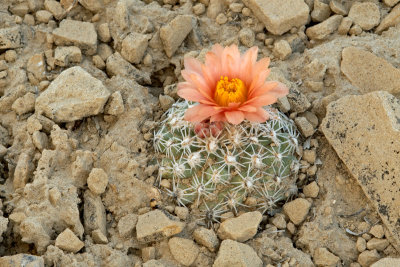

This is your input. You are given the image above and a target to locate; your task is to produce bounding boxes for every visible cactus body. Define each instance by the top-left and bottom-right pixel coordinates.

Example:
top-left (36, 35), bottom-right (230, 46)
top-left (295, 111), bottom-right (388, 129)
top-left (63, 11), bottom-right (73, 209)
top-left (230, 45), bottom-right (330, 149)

top-left (154, 101), bottom-right (301, 226)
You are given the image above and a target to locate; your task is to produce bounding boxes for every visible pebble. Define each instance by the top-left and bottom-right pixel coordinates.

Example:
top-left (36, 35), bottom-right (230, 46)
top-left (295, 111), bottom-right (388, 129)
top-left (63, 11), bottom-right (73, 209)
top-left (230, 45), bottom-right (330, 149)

top-left (371, 258), bottom-right (400, 267)
top-left (12, 92), bottom-right (35, 115)
top-left (348, 2), bottom-right (380, 31)
top-left (84, 190), bottom-right (107, 236)
top-left (143, 259), bottom-right (165, 267)
top-left (193, 227), bottom-right (219, 252)
top-left (193, 3), bottom-right (206, 15)
top-left (118, 213), bottom-right (138, 238)
top-left (313, 247), bottom-right (340, 267)
top-left (92, 55), bottom-right (106, 70)
top-left (10, 3), bottom-right (29, 17)
top-left (53, 19), bottom-right (97, 55)
top-left (329, 0), bottom-right (348, 16)
top-left (91, 229), bottom-right (108, 244)
top-left (358, 249), bottom-right (380, 267)
top-left (283, 198), bottom-right (311, 225)
top-left (213, 239), bottom-right (263, 267)
top-left (98, 43), bottom-right (113, 61)
top-left (242, 0), bottom-right (309, 35)
top-left (306, 15), bottom-right (343, 40)
top-left (286, 87), bottom-right (311, 113)
top-left (370, 225), bottom-right (385, 239)
top-left (384, 0), bottom-right (400, 7)
top-left (0, 254), bottom-right (44, 267)
top-left (311, 0), bottom-right (331, 22)
top-left (295, 117), bottom-right (315, 138)
top-left (273, 39), bottom-right (292, 60)
top-left (338, 17), bottom-right (353, 35)
top-left (106, 52), bottom-right (151, 84)
top-left (270, 213), bottom-right (287, 229)
top-left (349, 24), bottom-right (362, 36)
top-left (5, 50), bottom-right (17, 62)
top-left (174, 206), bottom-right (189, 220)
top-left (168, 237), bottom-right (199, 266)
top-left (97, 23), bottom-right (111, 43)
top-left (376, 3), bottom-right (400, 34)
top-left (367, 238), bottom-right (389, 251)
top-left (229, 2), bottom-right (243, 12)
top-left (13, 153), bottom-right (33, 189)
top-left (0, 26), bottom-right (22, 50)
top-left (104, 91), bottom-right (125, 116)
top-left (121, 32), bottom-right (149, 64)
top-left (0, 144), bottom-right (6, 157)
top-left (87, 168), bottom-right (108, 195)
top-left (136, 210), bottom-right (185, 243)
top-left (44, 0), bottom-right (66, 20)
top-left (55, 228), bottom-right (84, 253)
top-left (36, 10), bottom-right (53, 23)
top-left (32, 131), bottom-right (49, 151)
top-left (277, 96), bottom-right (291, 113)
top-left (356, 237), bottom-right (367, 252)
top-left (54, 46), bottom-right (82, 67)
top-left (216, 13), bottom-right (228, 24)
top-left (303, 149), bottom-right (317, 164)
top-left (160, 15), bottom-right (193, 57)
top-left (303, 181), bottom-right (319, 198)
top-left (238, 28), bottom-right (255, 47)
top-left (142, 246), bottom-right (156, 262)
top-left (217, 211), bottom-right (262, 242)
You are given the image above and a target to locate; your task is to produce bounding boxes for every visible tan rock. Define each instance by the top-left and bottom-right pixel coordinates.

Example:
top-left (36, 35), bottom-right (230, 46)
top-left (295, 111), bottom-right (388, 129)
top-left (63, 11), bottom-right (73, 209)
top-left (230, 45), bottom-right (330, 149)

top-left (35, 66), bottom-right (110, 122)
top-left (329, 0), bottom-right (347, 16)
top-left (371, 258), bottom-right (400, 267)
top-left (118, 213), bottom-right (138, 238)
top-left (358, 250), bottom-right (380, 267)
top-left (54, 46), bottom-right (82, 67)
top-left (273, 39), bottom-right (292, 60)
top-left (370, 225), bottom-right (385, 239)
top-left (32, 131), bottom-right (49, 151)
top-left (160, 15), bottom-right (193, 57)
top-left (338, 17), bottom-right (353, 35)
top-left (121, 32), bottom-right (149, 64)
top-left (283, 198), bottom-right (311, 225)
top-left (242, 0), bottom-right (309, 35)
top-left (27, 53), bottom-right (46, 81)
top-left (348, 2), bottom-right (380, 30)
top-left (53, 19), bottom-right (97, 55)
top-left (303, 181), bottom-right (319, 198)
top-left (79, 0), bottom-right (103, 12)
top-left (0, 26), bottom-right (22, 49)
top-left (193, 227), bottom-right (219, 252)
top-left (168, 237), bottom-right (199, 266)
top-left (10, 2), bottom-right (29, 17)
top-left (217, 211), bottom-right (262, 242)
top-left (55, 228), bottom-right (84, 253)
top-left (87, 168), bottom-right (108, 195)
top-left (306, 15), bottom-right (343, 40)
top-left (12, 92), bottom-right (36, 116)
top-left (376, 3), bottom-right (400, 34)
top-left (97, 23), bottom-right (111, 43)
top-left (321, 91), bottom-right (400, 252)
top-left (311, 0), bottom-right (331, 22)
top-left (104, 91), bottom-right (124, 116)
top-left (136, 210), bottom-right (185, 243)
top-left (142, 246), bottom-right (156, 262)
top-left (143, 260), bottom-right (165, 267)
top-left (383, 0), bottom-right (400, 7)
top-left (356, 237), bottom-right (367, 253)
top-left (367, 238), bottom-right (389, 251)
top-left (295, 117), bottom-right (315, 137)
top-left (84, 190), bottom-right (107, 236)
top-left (44, 0), bottom-right (65, 20)
top-left (13, 153), bottom-right (34, 189)
top-left (36, 10), bottom-right (53, 23)
top-left (213, 239), bottom-right (263, 267)
top-left (91, 229), bottom-right (108, 244)
top-left (313, 247), bottom-right (340, 267)
top-left (106, 52), bottom-right (151, 84)
top-left (239, 28), bottom-right (255, 48)
top-left (341, 47), bottom-right (400, 95)
top-left (0, 254), bottom-right (44, 267)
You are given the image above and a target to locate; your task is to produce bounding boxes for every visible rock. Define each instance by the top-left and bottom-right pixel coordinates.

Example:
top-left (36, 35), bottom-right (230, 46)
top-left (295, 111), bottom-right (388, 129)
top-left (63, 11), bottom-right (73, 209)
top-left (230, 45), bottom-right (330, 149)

top-left (0, 26), bottom-right (22, 49)
top-left (370, 225), bottom-right (385, 239)
top-left (32, 131), bottom-right (49, 151)
top-left (36, 10), bottom-right (53, 23)
top-left (0, 216), bottom-right (8, 241)
top-left (367, 238), bottom-right (389, 251)
top-left (371, 258), bottom-right (400, 267)
top-left (87, 168), bottom-right (108, 195)
top-left (311, 0), bottom-right (331, 22)
top-left (270, 213), bottom-right (286, 229)
top-left (160, 15), bottom-right (193, 57)
top-left (13, 153), bottom-right (34, 189)
top-left (383, 0), bottom-right (400, 7)
top-left (142, 246), bottom-right (156, 262)
top-left (238, 28), bottom-right (255, 47)
top-left (358, 250), bottom-right (380, 267)
top-left (54, 46), bottom-right (82, 67)
top-left (0, 254), bottom-right (44, 267)
top-left (273, 39), bottom-right (292, 60)
top-left (283, 198), bottom-right (311, 225)
top-left (242, 0), bottom-right (309, 35)
top-left (55, 228), bottom-right (84, 253)
top-left (136, 210), bottom-right (185, 243)
top-left (295, 117), bottom-right (315, 137)
top-left (118, 213), bottom-right (138, 238)
top-left (356, 237), bottom-right (367, 253)
top-left (338, 17), bottom-right (353, 35)
top-left (0, 144), bottom-right (6, 157)
top-left (207, 0), bottom-right (224, 19)
top-left (10, 2), bottom-right (29, 17)
top-left (91, 229), bottom-right (108, 244)
top-left (276, 96), bottom-right (291, 113)
top-left (348, 2), bottom-right (380, 31)
top-left (12, 92), bottom-right (36, 116)
top-left (121, 32), bottom-right (149, 64)
top-left (97, 23), bottom-right (111, 43)
top-left (143, 260), bottom-right (165, 267)
top-left (53, 19), bottom-right (97, 55)
top-left (174, 206), bottom-right (189, 220)
top-left (213, 239), bottom-right (263, 267)
top-left (24, 14), bottom-right (35, 26)
top-left (217, 211), bottom-right (262, 242)
top-left (168, 237), bottom-right (199, 266)
top-left (92, 55), bottom-right (106, 70)
top-left (159, 94), bottom-right (175, 111)
top-left (286, 87), bottom-right (311, 113)
top-left (106, 52), bottom-right (151, 84)
top-left (329, 0), bottom-right (347, 16)
top-left (321, 91), bottom-right (400, 252)
top-left (216, 13), bottom-right (228, 25)
top-left (35, 66), bottom-right (110, 123)
top-left (193, 3), bottom-right (206, 15)
top-left (44, 0), bottom-right (66, 20)
top-left (79, 0), bottom-right (103, 12)
top-left (104, 91), bottom-right (124, 116)
top-left (193, 227), bottom-right (219, 252)
top-left (84, 190), bottom-right (107, 236)
top-left (27, 53), bottom-right (46, 81)
top-left (303, 181), bottom-right (319, 198)
top-left (306, 15), bottom-right (343, 40)
top-left (349, 24), bottom-right (363, 36)
top-left (230, 3), bottom-right (244, 12)
top-left (313, 247), bottom-right (340, 267)
top-left (341, 47), bottom-right (400, 96)
top-left (376, 3), bottom-right (400, 34)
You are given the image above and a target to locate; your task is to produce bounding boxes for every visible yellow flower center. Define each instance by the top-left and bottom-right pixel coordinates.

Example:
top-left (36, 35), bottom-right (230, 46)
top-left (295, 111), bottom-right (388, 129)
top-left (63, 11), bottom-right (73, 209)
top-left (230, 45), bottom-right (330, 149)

top-left (214, 76), bottom-right (247, 106)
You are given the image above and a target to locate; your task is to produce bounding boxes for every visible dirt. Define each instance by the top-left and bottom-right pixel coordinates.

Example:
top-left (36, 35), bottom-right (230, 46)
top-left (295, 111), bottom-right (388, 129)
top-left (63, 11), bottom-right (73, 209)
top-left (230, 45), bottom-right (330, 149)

top-left (1, 0), bottom-right (400, 266)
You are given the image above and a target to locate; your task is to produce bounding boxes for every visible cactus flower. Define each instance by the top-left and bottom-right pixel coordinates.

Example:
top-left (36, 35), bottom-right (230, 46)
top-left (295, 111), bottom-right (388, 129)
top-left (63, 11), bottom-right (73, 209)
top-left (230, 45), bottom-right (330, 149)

top-left (178, 44), bottom-right (289, 125)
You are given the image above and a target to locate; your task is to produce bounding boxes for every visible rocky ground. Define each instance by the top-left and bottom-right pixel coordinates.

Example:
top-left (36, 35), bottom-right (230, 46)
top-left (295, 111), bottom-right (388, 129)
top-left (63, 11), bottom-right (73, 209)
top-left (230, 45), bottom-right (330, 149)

top-left (1, 0), bottom-right (400, 266)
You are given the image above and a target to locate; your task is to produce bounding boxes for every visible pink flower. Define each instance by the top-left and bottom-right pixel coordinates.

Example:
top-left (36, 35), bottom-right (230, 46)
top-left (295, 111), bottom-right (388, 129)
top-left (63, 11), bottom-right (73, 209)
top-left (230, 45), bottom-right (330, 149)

top-left (177, 44), bottom-right (289, 125)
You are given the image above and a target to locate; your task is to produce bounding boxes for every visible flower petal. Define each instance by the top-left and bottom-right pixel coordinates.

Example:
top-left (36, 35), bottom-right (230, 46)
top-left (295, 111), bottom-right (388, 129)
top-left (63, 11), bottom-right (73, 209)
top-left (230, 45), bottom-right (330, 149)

top-left (238, 105), bottom-right (257, 112)
top-left (184, 57), bottom-right (203, 74)
top-left (177, 87), bottom-right (215, 105)
top-left (210, 112), bottom-right (226, 122)
top-left (239, 46), bottom-right (258, 86)
top-left (184, 104), bottom-right (221, 122)
top-left (243, 94), bottom-right (278, 107)
top-left (244, 108), bottom-right (270, 122)
top-left (181, 70), bottom-right (214, 101)
top-left (225, 110), bottom-right (245, 125)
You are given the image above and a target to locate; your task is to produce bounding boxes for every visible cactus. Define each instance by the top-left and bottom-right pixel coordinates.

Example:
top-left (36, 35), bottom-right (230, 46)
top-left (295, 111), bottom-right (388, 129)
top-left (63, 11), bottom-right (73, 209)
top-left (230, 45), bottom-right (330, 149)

top-left (154, 101), bottom-right (301, 227)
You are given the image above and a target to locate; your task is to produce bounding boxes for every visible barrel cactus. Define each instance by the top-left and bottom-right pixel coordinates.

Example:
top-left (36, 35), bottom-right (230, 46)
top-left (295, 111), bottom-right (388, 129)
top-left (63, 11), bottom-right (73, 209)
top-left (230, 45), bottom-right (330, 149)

top-left (154, 101), bottom-right (301, 227)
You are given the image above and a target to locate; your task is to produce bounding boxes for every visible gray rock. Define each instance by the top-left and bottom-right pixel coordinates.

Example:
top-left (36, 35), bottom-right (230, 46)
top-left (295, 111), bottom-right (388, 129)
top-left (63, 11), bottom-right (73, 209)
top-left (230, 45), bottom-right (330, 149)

top-left (0, 26), bottom-right (22, 49)
top-left (160, 15), bottom-right (193, 57)
top-left (193, 227), bottom-right (219, 252)
top-left (84, 190), bottom-right (107, 236)
top-left (0, 254), bottom-right (44, 267)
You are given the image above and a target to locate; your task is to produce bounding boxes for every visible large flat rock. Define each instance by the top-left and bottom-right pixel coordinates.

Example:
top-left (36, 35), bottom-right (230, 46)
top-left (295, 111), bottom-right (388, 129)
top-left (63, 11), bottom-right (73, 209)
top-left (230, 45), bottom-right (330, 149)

top-left (341, 47), bottom-right (400, 95)
top-left (35, 66), bottom-right (110, 122)
top-left (321, 91), bottom-right (400, 252)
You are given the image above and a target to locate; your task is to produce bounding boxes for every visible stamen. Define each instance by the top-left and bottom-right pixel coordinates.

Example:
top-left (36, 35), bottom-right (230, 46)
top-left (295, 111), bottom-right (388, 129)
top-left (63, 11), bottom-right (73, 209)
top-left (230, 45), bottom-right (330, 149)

top-left (214, 76), bottom-right (247, 106)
